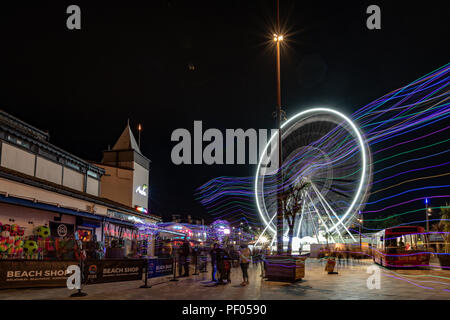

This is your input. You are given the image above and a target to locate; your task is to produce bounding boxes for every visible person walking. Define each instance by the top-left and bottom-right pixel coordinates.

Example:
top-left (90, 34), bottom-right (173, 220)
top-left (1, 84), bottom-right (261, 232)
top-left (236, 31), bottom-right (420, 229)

top-left (177, 247), bottom-right (184, 277)
top-left (231, 245), bottom-right (240, 268)
top-left (260, 245), bottom-right (270, 278)
top-left (210, 243), bottom-right (219, 282)
top-left (222, 246), bottom-right (232, 284)
top-left (215, 246), bottom-right (226, 285)
top-left (181, 238), bottom-right (191, 277)
top-left (238, 243), bottom-right (251, 286)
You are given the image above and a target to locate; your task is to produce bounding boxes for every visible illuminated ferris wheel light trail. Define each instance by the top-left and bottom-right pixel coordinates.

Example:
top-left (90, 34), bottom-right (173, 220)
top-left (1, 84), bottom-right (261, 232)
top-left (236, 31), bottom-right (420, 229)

top-left (305, 191), bottom-right (338, 242)
top-left (311, 181), bottom-right (356, 241)
top-left (305, 203), bottom-right (321, 244)
top-left (254, 211), bottom-right (277, 247)
top-left (196, 65), bottom-right (448, 263)
top-left (309, 183), bottom-right (346, 243)
top-left (255, 107), bottom-right (369, 241)
top-left (309, 188), bottom-right (346, 243)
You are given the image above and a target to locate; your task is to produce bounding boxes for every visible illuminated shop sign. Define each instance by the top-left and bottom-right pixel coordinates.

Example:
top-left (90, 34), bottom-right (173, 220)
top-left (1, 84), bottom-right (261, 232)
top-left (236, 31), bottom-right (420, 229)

top-left (135, 184), bottom-right (148, 196)
top-left (106, 209), bottom-right (144, 223)
top-left (106, 209), bottom-right (129, 221)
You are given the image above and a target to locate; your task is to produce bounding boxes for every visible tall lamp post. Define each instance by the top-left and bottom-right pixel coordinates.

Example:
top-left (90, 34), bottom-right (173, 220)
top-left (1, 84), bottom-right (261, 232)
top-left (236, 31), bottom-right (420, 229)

top-left (274, 0), bottom-right (285, 256)
top-left (358, 216), bottom-right (363, 251)
top-left (425, 198), bottom-right (432, 232)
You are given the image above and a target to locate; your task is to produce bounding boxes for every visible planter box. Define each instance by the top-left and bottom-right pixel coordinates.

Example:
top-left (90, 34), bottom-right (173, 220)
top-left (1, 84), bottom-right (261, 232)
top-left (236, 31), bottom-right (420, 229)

top-left (437, 254), bottom-right (450, 270)
top-left (265, 255), bottom-right (306, 282)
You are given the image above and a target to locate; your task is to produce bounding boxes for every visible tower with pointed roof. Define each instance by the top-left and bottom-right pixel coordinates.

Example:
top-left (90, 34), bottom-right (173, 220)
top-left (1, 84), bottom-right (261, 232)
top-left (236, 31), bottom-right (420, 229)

top-left (96, 123), bottom-right (150, 212)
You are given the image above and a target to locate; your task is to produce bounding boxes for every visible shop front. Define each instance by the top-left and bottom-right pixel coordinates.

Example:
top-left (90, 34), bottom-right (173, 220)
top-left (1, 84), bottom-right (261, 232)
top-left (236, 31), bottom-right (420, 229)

top-left (104, 208), bottom-right (157, 259)
top-left (0, 197), bottom-right (153, 289)
top-left (0, 195), bottom-right (152, 261)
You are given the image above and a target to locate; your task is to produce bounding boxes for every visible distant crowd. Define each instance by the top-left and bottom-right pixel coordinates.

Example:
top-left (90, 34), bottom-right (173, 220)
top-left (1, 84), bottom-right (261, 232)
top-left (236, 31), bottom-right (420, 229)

top-left (157, 238), bottom-right (272, 286)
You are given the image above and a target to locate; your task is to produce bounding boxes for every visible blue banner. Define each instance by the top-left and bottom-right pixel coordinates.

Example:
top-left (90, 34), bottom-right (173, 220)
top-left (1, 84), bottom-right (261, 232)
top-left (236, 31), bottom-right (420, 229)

top-left (148, 258), bottom-right (173, 278)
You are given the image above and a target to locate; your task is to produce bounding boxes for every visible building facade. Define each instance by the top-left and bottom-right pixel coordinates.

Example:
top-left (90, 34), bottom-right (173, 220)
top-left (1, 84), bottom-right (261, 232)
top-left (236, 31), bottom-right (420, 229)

top-left (0, 110), bottom-right (160, 260)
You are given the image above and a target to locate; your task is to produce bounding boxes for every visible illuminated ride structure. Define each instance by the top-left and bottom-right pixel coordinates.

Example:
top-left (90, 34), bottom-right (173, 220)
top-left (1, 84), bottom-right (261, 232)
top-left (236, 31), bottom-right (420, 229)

top-left (255, 108), bottom-right (372, 252)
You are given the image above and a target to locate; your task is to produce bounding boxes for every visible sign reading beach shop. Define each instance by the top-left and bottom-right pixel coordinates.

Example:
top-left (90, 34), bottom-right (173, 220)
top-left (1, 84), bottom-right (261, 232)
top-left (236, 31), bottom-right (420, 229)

top-left (84, 259), bottom-right (145, 284)
top-left (0, 259), bottom-right (146, 289)
top-left (147, 258), bottom-right (173, 278)
top-left (0, 260), bottom-right (77, 289)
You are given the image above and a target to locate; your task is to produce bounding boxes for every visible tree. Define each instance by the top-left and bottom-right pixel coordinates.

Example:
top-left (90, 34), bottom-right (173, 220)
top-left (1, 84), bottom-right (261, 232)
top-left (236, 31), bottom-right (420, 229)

top-left (280, 181), bottom-right (310, 255)
top-left (439, 204), bottom-right (450, 253)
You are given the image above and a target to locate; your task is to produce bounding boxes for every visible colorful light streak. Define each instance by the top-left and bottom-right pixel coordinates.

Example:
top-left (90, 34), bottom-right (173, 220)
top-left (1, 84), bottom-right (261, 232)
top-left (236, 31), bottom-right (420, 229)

top-left (195, 63), bottom-right (450, 245)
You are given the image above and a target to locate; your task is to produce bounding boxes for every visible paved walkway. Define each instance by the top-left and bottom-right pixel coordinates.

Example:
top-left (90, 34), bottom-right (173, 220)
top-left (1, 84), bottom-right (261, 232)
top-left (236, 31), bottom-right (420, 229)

top-left (0, 258), bottom-right (449, 300)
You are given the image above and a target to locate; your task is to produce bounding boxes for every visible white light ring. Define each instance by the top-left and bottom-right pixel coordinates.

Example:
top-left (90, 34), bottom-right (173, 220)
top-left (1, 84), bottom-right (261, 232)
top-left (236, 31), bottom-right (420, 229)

top-left (255, 107), bottom-right (368, 236)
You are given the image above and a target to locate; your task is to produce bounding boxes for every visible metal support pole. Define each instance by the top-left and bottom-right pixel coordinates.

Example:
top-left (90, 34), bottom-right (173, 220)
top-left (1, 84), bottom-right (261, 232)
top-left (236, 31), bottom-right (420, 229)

top-left (170, 257), bottom-right (178, 282)
top-left (275, 0), bottom-right (284, 256)
top-left (193, 255), bottom-right (199, 275)
top-left (359, 224), bottom-right (362, 250)
top-left (140, 259), bottom-right (151, 288)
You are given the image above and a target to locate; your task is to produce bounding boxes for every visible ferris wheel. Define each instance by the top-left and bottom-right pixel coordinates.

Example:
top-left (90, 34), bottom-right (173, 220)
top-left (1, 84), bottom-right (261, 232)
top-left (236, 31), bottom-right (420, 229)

top-left (255, 107), bottom-right (372, 246)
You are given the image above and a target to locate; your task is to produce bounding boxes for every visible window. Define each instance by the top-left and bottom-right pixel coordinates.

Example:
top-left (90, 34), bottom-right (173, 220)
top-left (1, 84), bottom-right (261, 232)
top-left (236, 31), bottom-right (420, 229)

top-left (87, 170), bottom-right (98, 179)
top-left (7, 135), bottom-right (30, 149)
top-left (65, 161), bottom-right (80, 171)
top-left (38, 149), bottom-right (57, 161)
top-left (416, 234), bottom-right (426, 250)
top-left (378, 235), bottom-right (384, 249)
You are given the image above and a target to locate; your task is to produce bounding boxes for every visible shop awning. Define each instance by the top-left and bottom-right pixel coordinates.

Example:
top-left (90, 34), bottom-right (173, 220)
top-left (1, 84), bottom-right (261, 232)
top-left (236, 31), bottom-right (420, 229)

top-left (0, 194), bottom-right (136, 228)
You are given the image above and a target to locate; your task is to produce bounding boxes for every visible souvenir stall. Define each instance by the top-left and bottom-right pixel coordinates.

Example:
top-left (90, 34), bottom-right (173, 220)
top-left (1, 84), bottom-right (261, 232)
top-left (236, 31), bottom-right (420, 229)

top-left (0, 220), bottom-right (80, 261)
top-left (0, 218), bottom-right (148, 289)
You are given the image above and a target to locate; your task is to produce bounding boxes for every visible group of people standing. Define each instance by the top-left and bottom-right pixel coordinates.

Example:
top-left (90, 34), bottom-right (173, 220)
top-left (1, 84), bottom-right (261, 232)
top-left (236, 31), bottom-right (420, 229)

top-left (210, 243), bottom-right (252, 286)
top-left (165, 238), bottom-right (270, 286)
top-left (177, 238), bottom-right (192, 277)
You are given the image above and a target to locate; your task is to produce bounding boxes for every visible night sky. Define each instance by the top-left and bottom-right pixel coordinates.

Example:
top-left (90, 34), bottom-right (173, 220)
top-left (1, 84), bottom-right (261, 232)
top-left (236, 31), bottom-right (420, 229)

top-left (0, 1), bottom-right (448, 223)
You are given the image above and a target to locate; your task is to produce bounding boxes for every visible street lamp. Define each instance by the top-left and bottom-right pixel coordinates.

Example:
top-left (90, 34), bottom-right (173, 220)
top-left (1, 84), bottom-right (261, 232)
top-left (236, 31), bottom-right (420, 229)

top-left (358, 211), bottom-right (363, 251)
top-left (273, 34), bottom-right (284, 42)
top-left (274, 0), bottom-right (285, 256)
top-left (425, 198), bottom-right (430, 232)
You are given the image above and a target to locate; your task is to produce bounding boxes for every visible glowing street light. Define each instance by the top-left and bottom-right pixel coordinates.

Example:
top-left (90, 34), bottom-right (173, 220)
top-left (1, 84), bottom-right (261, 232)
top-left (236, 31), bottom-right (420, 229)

top-left (358, 216), bottom-right (364, 250)
top-left (274, 0), bottom-right (284, 256)
top-left (273, 34), bottom-right (284, 42)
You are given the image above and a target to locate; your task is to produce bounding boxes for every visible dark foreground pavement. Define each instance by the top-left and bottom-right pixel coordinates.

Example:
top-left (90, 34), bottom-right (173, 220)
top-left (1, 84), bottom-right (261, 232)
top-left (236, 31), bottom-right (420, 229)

top-left (0, 258), bottom-right (449, 300)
